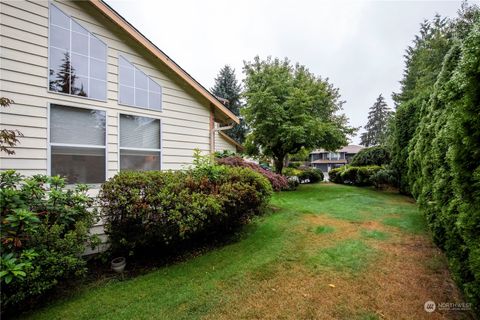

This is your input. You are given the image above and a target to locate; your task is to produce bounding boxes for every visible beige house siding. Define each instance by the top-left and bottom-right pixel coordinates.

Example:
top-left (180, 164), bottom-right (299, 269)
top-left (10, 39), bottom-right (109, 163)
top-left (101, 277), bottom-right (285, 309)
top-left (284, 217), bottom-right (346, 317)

top-left (215, 131), bottom-right (237, 153)
top-left (0, 0), bottom-right (216, 178)
top-left (0, 0), bottom-right (235, 254)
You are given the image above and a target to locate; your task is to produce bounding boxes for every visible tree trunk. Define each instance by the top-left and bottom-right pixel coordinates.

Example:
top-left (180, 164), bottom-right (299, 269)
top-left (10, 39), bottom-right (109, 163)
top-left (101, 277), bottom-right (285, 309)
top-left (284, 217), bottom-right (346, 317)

top-left (274, 154), bottom-right (285, 174)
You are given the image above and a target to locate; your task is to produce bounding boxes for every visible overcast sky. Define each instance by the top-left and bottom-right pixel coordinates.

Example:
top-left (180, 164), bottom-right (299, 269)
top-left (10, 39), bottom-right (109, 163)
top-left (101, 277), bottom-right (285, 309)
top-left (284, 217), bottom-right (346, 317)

top-left (106, 0), bottom-right (473, 144)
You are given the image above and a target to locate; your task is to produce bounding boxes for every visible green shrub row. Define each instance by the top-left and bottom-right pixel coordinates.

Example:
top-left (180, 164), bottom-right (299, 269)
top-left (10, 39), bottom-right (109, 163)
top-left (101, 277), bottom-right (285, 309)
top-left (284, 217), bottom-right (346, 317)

top-left (283, 167), bottom-right (324, 184)
top-left (328, 165), bottom-right (383, 186)
top-left (99, 163), bottom-right (273, 256)
top-left (350, 146), bottom-right (390, 166)
top-left (0, 171), bottom-right (98, 310)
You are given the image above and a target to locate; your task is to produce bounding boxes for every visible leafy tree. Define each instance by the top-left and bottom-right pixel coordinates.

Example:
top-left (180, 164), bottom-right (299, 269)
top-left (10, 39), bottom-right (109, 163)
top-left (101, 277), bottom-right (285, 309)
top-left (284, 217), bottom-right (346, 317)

top-left (242, 56), bottom-right (355, 174)
top-left (211, 65), bottom-right (247, 144)
top-left (360, 94), bottom-right (392, 147)
top-left (0, 98), bottom-right (23, 155)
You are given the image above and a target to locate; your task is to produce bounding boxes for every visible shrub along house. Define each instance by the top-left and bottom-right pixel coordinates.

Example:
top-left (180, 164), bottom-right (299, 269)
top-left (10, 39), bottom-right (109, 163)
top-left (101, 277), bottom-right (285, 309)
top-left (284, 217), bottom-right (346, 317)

top-left (309, 145), bottom-right (363, 173)
top-left (0, 0), bottom-right (240, 252)
top-left (0, 0), bottom-right (240, 184)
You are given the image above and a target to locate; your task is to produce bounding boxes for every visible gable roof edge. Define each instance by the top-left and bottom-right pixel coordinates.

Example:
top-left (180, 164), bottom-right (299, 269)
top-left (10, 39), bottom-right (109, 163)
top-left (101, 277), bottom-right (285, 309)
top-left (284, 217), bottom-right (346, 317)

top-left (219, 131), bottom-right (244, 151)
top-left (89, 0), bottom-right (240, 124)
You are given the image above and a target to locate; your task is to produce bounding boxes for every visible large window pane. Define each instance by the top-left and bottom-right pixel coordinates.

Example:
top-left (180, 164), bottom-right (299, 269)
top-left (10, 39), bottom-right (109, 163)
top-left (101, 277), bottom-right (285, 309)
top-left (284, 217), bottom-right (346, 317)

top-left (72, 20), bottom-right (88, 35)
top-left (49, 4), bottom-right (107, 100)
top-left (51, 146), bottom-right (105, 184)
top-left (119, 66), bottom-right (134, 86)
top-left (149, 78), bottom-right (161, 93)
top-left (51, 105), bottom-right (105, 145)
top-left (89, 79), bottom-right (107, 101)
top-left (50, 25), bottom-right (70, 50)
top-left (120, 149), bottom-right (160, 171)
top-left (71, 75), bottom-right (88, 96)
top-left (71, 53), bottom-right (88, 77)
top-left (135, 70), bottom-right (148, 89)
top-left (90, 37), bottom-right (106, 61)
top-left (149, 92), bottom-right (161, 110)
top-left (71, 33), bottom-right (88, 55)
top-left (120, 115), bottom-right (160, 149)
top-left (119, 85), bottom-right (134, 105)
top-left (90, 58), bottom-right (106, 80)
top-left (50, 5), bottom-right (69, 28)
top-left (135, 88), bottom-right (148, 108)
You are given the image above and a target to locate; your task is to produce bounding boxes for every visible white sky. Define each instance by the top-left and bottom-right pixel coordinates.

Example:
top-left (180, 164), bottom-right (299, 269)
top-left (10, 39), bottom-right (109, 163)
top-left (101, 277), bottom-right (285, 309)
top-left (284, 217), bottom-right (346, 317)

top-left (106, 0), bottom-right (473, 144)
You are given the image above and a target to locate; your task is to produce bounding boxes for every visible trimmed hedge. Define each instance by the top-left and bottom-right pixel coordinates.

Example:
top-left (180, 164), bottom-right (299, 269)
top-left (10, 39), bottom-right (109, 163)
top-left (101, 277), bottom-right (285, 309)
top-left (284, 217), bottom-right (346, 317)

top-left (328, 165), bottom-right (382, 186)
top-left (216, 156), bottom-right (288, 191)
top-left (298, 168), bottom-right (324, 183)
top-left (351, 146), bottom-right (390, 166)
top-left (99, 165), bottom-right (272, 256)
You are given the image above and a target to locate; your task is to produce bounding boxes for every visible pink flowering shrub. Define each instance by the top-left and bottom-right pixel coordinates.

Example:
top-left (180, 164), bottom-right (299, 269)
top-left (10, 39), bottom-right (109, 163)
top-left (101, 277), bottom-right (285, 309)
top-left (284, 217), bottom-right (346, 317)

top-left (217, 156), bottom-right (288, 191)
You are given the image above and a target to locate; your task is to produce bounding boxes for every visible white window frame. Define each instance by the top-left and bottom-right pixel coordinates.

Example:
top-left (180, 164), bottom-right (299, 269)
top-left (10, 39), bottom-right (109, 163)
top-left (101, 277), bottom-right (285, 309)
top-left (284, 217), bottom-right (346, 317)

top-left (47, 3), bottom-right (108, 103)
top-left (47, 103), bottom-right (108, 186)
top-left (117, 112), bottom-right (163, 171)
top-left (117, 55), bottom-right (163, 112)
top-left (328, 152), bottom-right (340, 161)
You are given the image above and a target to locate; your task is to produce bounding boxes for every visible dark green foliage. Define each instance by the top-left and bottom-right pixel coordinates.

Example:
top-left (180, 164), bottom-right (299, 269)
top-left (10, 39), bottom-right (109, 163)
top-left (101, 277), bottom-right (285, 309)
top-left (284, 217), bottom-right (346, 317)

top-left (370, 168), bottom-right (397, 189)
top-left (211, 65), bottom-right (248, 144)
top-left (214, 150), bottom-right (238, 159)
top-left (360, 94), bottom-right (393, 147)
top-left (389, 16), bottom-right (453, 194)
top-left (389, 4), bottom-right (480, 308)
top-left (409, 21), bottom-right (480, 308)
top-left (99, 165), bottom-right (272, 256)
top-left (328, 166), bottom-right (382, 186)
top-left (242, 56), bottom-right (356, 174)
top-left (350, 146), bottom-right (390, 166)
top-left (0, 171), bottom-right (97, 310)
top-left (298, 168), bottom-right (324, 183)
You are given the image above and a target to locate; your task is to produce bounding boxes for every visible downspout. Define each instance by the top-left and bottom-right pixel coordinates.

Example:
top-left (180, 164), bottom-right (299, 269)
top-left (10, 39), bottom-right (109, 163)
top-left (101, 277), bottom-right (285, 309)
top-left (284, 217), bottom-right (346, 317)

top-left (209, 107), bottom-right (235, 154)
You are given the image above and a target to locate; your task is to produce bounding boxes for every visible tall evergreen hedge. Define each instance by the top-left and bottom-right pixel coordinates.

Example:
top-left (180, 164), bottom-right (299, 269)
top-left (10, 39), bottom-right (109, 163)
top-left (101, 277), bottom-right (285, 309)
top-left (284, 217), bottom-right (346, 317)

top-left (407, 20), bottom-right (480, 308)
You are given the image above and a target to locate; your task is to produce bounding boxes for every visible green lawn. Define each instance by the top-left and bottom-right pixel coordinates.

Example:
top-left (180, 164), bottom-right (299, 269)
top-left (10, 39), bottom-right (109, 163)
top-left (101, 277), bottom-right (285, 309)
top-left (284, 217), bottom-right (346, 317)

top-left (19, 183), bottom-right (468, 320)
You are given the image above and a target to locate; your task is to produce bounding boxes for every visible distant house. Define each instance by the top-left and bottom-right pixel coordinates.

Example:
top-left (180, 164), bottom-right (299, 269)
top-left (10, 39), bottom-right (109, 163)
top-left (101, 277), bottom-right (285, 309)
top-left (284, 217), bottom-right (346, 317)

top-left (309, 145), bottom-right (364, 173)
top-left (0, 0), bottom-right (240, 183)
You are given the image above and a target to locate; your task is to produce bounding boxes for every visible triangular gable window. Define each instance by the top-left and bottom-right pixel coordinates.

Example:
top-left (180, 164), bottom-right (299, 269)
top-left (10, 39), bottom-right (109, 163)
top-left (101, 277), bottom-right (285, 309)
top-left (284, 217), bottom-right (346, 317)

top-left (49, 4), bottom-right (107, 101)
top-left (118, 56), bottom-right (162, 111)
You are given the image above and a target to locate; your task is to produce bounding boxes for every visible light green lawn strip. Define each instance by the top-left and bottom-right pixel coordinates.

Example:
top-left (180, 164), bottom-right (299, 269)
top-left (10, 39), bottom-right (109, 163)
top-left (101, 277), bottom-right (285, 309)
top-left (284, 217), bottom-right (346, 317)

top-left (23, 211), bottom-right (299, 320)
top-left (361, 229), bottom-right (389, 240)
top-left (273, 183), bottom-right (425, 234)
top-left (21, 183), bottom-right (424, 320)
top-left (307, 239), bottom-right (377, 273)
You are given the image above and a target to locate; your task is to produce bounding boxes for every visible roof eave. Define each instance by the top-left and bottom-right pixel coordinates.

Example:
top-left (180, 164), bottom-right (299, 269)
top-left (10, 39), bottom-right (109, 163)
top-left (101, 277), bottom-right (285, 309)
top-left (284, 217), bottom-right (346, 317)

top-left (89, 0), bottom-right (240, 124)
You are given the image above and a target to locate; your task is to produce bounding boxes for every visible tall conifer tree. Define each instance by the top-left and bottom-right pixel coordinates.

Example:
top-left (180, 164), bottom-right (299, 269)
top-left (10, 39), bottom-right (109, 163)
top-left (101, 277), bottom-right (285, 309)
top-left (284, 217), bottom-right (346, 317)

top-left (360, 94), bottom-right (392, 147)
top-left (211, 65), bottom-right (247, 144)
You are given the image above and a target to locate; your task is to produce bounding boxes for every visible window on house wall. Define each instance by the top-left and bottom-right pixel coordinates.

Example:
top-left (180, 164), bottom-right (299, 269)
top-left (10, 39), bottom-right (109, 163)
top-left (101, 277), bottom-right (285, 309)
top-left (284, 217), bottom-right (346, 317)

top-left (50, 104), bottom-right (106, 184)
top-left (118, 56), bottom-right (162, 111)
top-left (328, 152), bottom-right (340, 160)
top-left (49, 4), bottom-right (107, 100)
top-left (120, 114), bottom-right (161, 171)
